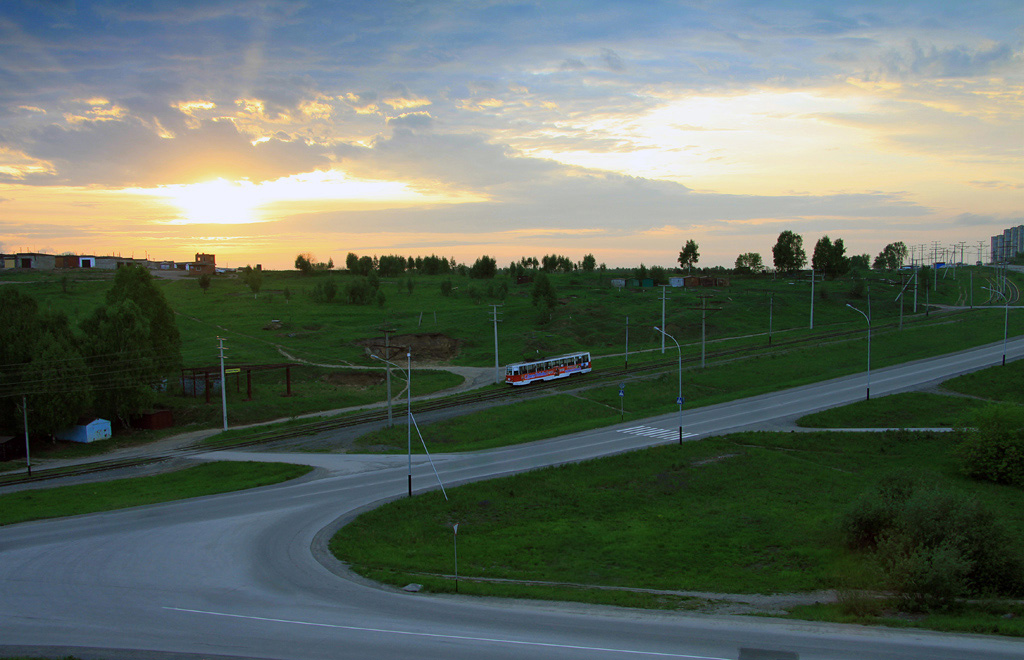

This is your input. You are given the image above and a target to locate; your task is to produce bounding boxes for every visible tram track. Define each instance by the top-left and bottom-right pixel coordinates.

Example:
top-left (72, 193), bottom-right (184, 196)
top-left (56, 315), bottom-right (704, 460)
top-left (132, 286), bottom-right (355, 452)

top-left (0, 310), bottom-right (969, 488)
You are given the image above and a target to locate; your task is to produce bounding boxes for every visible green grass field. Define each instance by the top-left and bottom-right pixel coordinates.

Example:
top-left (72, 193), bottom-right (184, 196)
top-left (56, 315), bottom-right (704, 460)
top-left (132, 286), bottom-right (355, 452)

top-left (331, 427), bottom-right (1024, 635)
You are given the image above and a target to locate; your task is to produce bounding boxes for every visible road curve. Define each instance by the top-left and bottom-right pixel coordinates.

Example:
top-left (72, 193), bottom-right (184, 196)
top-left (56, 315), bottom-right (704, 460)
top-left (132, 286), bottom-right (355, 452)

top-left (3, 339), bottom-right (1024, 660)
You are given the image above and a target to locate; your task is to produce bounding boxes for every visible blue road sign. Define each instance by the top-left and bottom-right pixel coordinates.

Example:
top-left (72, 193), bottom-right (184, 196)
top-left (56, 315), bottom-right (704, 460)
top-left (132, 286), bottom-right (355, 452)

top-left (676, 396), bottom-right (683, 405)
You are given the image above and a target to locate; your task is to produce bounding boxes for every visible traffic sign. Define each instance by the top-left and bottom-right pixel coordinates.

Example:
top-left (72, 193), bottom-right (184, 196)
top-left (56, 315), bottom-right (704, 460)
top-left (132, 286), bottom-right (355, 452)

top-left (676, 396), bottom-right (683, 405)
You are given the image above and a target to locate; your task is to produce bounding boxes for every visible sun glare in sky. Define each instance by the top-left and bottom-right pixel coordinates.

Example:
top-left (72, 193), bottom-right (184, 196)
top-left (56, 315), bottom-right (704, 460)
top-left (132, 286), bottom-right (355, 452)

top-left (124, 170), bottom-right (484, 225)
top-left (521, 90), bottom-right (886, 193)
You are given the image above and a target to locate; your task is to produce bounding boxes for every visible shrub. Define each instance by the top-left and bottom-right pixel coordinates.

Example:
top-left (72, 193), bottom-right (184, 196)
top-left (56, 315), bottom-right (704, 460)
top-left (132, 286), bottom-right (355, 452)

top-left (956, 404), bottom-right (1024, 486)
top-left (840, 474), bottom-right (1024, 611)
top-left (311, 279), bottom-right (337, 303)
top-left (839, 471), bottom-right (915, 550)
top-left (345, 278), bottom-right (377, 305)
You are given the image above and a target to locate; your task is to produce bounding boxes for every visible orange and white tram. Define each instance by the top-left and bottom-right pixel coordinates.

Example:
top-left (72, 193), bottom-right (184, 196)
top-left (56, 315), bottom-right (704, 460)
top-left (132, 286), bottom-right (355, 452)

top-left (504, 351), bottom-right (592, 386)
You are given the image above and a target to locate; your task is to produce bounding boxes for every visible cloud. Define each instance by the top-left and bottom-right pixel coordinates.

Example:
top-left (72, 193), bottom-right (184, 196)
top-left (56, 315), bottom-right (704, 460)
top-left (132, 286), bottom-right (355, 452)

top-left (599, 48), bottom-right (625, 71)
top-left (12, 117), bottom-right (332, 186)
top-left (881, 40), bottom-right (1016, 79)
top-left (952, 212), bottom-right (1022, 227)
top-left (387, 112), bottom-right (434, 131)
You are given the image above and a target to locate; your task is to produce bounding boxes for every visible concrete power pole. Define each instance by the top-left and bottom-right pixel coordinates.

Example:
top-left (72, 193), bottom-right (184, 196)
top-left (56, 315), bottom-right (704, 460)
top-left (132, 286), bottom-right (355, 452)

top-left (218, 337), bottom-right (228, 431)
top-left (659, 285), bottom-right (669, 354)
top-left (490, 305), bottom-right (503, 384)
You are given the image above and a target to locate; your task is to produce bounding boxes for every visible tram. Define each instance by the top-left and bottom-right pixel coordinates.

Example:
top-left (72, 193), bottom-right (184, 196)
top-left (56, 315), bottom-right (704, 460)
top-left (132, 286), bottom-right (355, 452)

top-left (504, 351), bottom-right (592, 386)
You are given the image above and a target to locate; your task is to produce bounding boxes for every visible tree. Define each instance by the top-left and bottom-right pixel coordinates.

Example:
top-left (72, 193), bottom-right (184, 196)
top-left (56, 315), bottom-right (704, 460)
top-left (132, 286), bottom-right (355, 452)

top-left (531, 272), bottom-right (558, 320)
top-left (105, 265), bottom-right (181, 375)
top-left (198, 273), bottom-right (212, 293)
top-left (678, 240), bottom-right (699, 272)
top-left (356, 255), bottom-right (374, 276)
top-left (241, 265), bottom-right (263, 296)
top-left (81, 299), bottom-right (158, 426)
top-left (295, 253), bottom-right (314, 275)
top-left (469, 255), bottom-right (497, 279)
top-left (377, 255), bottom-right (407, 277)
top-left (874, 242), bottom-right (909, 271)
top-left (0, 289), bottom-right (90, 436)
top-left (581, 254), bottom-right (596, 272)
top-left (345, 252), bottom-right (359, 271)
top-left (850, 254), bottom-right (870, 271)
top-left (734, 252), bottom-right (764, 274)
top-left (772, 230), bottom-right (806, 273)
top-left (24, 331), bottom-right (91, 437)
top-left (649, 265), bottom-right (668, 285)
top-left (811, 235), bottom-right (849, 279)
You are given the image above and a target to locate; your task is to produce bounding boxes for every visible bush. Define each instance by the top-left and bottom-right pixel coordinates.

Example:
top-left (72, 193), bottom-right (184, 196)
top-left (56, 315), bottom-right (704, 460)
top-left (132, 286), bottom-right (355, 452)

top-left (840, 474), bottom-right (1024, 611)
top-left (956, 404), bottom-right (1024, 486)
top-left (839, 471), bottom-right (915, 550)
top-left (311, 279), bottom-right (337, 303)
top-left (345, 277), bottom-right (377, 305)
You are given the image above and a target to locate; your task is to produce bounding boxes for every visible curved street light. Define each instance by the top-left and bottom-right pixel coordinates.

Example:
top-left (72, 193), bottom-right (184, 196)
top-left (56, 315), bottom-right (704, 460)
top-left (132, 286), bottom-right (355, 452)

top-left (371, 352), bottom-right (413, 496)
top-left (653, 326), bottom-right (684, 444)
top-left (982, 286), bottom-right (1009, 366)
top-left (846, 304), bottom-right (871, 400)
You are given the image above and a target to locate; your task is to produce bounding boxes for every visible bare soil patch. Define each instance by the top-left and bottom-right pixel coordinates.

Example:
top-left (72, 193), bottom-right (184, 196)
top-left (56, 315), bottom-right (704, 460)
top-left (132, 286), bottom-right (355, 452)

top-left (357, 333), bottom-right (462, 363)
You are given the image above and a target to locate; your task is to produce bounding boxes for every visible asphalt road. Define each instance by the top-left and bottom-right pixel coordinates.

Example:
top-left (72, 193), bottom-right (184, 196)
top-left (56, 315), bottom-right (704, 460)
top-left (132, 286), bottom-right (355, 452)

top-left (3, 338), bottom-right (1024, 660)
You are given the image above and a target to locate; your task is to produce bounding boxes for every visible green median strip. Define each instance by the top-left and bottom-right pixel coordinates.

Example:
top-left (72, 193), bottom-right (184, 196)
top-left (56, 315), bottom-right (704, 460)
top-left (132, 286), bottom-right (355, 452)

top-left (0, 461), bottom-right (312, 526)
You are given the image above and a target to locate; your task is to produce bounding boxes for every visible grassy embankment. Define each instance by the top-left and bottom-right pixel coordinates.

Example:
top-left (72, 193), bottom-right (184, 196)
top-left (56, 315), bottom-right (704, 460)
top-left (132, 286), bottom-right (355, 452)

top-left (353, 306), bottom-right (1016, 452)
top-left (0, 461), bottom-right (312, 526)
top-left (3, 264), bottom-right (1012, 456)
top-left (331, 359), bottom-right (1024, 636)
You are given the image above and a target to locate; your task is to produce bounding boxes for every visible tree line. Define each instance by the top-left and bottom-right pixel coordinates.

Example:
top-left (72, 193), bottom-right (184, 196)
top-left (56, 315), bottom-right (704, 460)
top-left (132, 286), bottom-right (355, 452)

top-left (672, 234), bottom-right (910, 279)
top-left (0, 265), bottom-right (182, 439)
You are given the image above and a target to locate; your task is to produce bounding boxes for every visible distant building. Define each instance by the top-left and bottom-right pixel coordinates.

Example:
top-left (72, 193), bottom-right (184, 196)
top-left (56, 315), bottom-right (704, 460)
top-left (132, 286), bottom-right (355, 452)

top-left (991, 225), bottom-right (1024, 263)
top-left (191, 253), bottom-right (216, 274)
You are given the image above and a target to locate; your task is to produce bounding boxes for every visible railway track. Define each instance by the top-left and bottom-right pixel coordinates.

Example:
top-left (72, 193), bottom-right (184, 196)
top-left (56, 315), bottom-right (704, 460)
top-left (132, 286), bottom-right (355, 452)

top-left (0, 311), bottom-right (964, 488)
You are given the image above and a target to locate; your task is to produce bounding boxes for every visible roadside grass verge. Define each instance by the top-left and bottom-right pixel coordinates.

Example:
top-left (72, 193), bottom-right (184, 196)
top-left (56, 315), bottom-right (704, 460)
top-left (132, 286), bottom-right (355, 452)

top-left (331, 429), bottom-right (1024, 634)
top-left (942, 357), bottom-right (1024, 403)
top-left (0, 461), bottom-right (312, 526)
top-left (795, 358), bottom-right (1024, 429)
top-left (787, 600), bottom-right (1024, 637)
top-left (350, 311), bottom-right (1018, 453)
top-left (353, 394), bottom-right (620, 452)
top-left (795, 392), bottom-right (989, 429)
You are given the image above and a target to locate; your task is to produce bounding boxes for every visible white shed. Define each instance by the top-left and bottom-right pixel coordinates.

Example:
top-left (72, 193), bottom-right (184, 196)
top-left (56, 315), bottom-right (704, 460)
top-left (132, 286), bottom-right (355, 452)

top-left (57, 418), bottom-right (112, 443)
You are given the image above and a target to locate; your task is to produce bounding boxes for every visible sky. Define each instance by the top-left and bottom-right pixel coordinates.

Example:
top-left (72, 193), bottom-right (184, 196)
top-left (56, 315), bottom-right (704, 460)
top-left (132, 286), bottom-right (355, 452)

top-left (0, 0), bottom-right (1021, 270)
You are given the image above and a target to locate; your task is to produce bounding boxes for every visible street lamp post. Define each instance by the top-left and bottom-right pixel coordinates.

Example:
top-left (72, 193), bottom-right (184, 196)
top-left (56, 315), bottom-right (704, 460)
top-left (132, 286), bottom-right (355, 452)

top-left (983, 287), bottom-right (1009, 366)
top-left (846, 303), bottom-right (871, 400)
top-left (653, 326), bottom-right (684, 444)
top-left (372, 352), bottom-right (413, 496)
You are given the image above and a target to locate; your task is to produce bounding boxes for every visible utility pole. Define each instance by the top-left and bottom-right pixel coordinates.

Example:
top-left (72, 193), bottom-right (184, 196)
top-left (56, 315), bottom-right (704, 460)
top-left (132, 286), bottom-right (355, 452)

top-left (624, 316), bottom-right (629, 369)
top-left (380, 327), bottom-right (396, 426)
top-left (490, 304), bottom-right (503, 384)
top-left (768, 293), bottom-right (774, 346)
top-left (22, 395), bottom-right (30, 477)
top-left (809, 269), bottom-right (815, 330)
top-left (688, 295), bottom-right (722, 369)
top-left (659, 285), bottom-right (669, 353)
top-left (218, 337), bottom-right (228, 431)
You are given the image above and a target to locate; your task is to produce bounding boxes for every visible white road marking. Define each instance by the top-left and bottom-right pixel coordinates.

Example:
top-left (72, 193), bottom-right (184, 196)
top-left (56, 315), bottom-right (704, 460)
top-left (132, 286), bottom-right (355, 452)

top-left (620, 426), bottom-right (698, 441)
top-left (164, 606), bottom-right (728, 659)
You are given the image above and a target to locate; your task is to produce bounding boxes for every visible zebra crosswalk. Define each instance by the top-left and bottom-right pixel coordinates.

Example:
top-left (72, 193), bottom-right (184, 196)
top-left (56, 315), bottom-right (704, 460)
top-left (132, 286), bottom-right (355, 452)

top-left (619, 426), bottom-right (699, 441)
